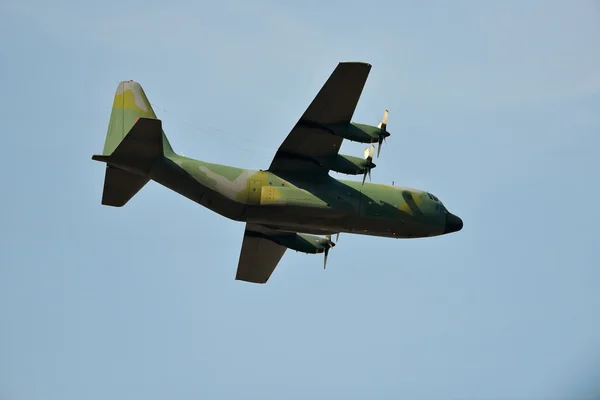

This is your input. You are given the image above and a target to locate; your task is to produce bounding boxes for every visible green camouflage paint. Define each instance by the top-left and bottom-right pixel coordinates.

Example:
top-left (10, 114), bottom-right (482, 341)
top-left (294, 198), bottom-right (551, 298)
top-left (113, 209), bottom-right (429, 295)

top-left (96, 79), bottom-right (458, 239)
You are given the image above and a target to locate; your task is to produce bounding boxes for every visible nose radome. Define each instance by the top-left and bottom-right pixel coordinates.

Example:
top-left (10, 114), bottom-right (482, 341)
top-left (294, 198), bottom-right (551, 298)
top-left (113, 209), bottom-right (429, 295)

top-left (444, 212), bottom-right (463, 234)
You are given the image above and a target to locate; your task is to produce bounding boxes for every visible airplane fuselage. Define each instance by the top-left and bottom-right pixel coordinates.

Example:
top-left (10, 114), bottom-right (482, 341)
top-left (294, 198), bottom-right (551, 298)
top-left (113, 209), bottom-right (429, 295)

top-left (94, 69), bottom-right (464, 283)
top-left (149, 154), bottom-right (461, 239)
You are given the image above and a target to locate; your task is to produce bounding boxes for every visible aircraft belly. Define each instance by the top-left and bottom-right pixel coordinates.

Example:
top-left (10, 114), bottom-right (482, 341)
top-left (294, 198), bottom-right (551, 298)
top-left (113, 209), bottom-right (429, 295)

top-left (151, 159), bottom-right (247, 221)
top-left (200, 192), bottom-right (246, 221)
top-left (245, 202), bottom-right (347, 231)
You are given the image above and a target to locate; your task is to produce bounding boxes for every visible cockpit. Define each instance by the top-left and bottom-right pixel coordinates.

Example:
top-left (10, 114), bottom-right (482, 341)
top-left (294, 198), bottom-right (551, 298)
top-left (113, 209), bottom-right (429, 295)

top-left (423, 191), bottom-right (463, 234)
top-left (426, 192), bottom-right (448, 214)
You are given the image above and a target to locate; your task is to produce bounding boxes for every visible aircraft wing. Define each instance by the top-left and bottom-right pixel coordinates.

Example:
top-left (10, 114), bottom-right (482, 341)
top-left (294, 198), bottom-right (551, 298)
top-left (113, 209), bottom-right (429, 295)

top-left (235, 224), bottom-right (288, 284)
top-left (268, 62), bottom-right (372, 175)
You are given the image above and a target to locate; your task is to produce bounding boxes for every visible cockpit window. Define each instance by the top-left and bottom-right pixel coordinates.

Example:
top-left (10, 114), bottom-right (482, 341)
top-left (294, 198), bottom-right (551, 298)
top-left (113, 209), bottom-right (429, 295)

top-left (427, 192), bottom-right (439, 202)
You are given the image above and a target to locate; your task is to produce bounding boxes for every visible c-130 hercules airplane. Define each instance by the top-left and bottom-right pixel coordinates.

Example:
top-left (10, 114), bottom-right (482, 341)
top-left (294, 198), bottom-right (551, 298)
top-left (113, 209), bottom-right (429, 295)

top-left (93, 62), bottom-right (463, 284)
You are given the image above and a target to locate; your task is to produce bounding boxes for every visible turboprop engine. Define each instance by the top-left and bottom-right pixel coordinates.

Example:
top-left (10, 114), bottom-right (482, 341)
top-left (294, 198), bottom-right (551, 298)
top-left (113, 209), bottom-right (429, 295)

top-left (314, 145), bottom-right (375, 176)
top-left (258, 231), bottom-right (337, 268)
top-left (318, 109), bottom-right (391, 157)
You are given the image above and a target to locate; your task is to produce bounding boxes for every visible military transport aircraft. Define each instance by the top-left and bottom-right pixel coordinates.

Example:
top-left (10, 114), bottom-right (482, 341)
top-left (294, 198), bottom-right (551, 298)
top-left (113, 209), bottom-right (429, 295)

top-left (92, 62), bottom-right (463, 284)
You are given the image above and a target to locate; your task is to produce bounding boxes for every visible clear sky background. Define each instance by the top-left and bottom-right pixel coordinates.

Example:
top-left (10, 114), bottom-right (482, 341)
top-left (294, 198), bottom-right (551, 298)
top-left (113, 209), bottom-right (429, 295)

top-left (1, 0), bottom-right (599, 399)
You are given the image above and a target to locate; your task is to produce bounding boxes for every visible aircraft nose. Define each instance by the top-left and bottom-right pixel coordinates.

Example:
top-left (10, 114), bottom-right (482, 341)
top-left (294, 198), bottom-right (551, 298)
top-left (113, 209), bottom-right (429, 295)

top-left (444, 212), bottom-right (463, 234)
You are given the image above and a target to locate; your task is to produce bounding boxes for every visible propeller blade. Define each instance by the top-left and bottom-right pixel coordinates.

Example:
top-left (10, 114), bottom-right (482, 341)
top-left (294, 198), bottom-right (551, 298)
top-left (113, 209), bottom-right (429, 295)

top-left (336, 233), bottom-right (340, 242)
top-left (377, 109), bottom-right (389, 131)
top-left (363, 143), bottom-right (376, 184)
top-left (323, 235), bottom-right (334, 269)
top-left (364, 143), bottom-right (375, 160)
top-left (376, 110), bottom-right (389, 158)
top-left (323, 234), bottom-right (336, 269)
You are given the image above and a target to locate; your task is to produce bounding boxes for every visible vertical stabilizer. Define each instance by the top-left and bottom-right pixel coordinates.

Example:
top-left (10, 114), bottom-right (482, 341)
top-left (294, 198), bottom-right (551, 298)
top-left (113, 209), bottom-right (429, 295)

top-left (103, 81), bottom-right (174, 156)
top-left (93, 81), bottom-right (175, 207)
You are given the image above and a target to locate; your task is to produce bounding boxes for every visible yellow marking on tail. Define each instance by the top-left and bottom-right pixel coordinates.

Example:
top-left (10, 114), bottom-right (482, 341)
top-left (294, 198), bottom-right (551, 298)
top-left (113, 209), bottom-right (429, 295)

top-left (112, 88), bottom-right (156, 117)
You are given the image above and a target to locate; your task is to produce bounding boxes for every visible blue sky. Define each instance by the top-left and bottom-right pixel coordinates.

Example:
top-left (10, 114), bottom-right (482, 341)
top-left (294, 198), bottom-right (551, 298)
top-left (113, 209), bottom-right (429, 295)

top-left (1, 0), bottom-right (599, 398)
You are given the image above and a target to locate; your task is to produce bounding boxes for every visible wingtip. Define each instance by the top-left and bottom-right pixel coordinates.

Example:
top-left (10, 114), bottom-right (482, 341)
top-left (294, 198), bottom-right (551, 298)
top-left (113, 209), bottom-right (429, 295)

top-left (235, 276), bottom-right (268, 284)
top-left (338, 61), bottom-right (371, 67)
top-left (92, 154), bottom-right (110, 163)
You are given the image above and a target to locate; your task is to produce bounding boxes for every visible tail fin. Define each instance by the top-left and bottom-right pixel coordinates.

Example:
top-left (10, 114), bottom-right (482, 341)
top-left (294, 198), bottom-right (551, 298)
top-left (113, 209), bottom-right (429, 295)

top-left (93, 81), bottom-right (174, 207)
top-left (102, 80), bottom-right (173, 156)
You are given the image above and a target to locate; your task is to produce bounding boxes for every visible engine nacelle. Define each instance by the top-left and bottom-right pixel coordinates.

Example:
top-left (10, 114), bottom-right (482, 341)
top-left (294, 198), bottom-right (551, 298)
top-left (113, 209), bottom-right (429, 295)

top-left (298, 110), bottom-right (390, 149)
top-left (314, 153), bottom-right (375, 175)
top-left (262, 232), bottom-right (334, 254)
top-left (325, 122), bottom-right (383, 144)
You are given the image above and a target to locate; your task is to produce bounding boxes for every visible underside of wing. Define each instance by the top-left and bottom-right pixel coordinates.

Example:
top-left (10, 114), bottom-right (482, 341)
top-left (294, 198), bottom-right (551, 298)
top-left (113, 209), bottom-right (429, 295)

top-left (268, 62), bottom-right (372, 175)
top-left (235, 224), bottom-right (287, 284)
top-left (234, 224), bottom-right (337, 284)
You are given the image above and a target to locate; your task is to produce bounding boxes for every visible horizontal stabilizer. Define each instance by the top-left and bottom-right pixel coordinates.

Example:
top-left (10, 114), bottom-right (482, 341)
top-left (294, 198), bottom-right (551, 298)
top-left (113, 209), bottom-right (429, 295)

top-left (113, 117), bottom-right (163, 167)
top-left (93, 118), bottom-right (164, 207)
top-left (101, 166), bottom-right (149, 207)
top-left (93, 117), bottom-right (163, 171)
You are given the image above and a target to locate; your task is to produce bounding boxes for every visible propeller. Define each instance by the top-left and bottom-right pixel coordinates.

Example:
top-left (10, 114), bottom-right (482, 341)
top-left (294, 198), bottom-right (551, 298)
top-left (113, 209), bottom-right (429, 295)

top-left (323, 234), bottom-right (337, 269)
top-left (362, 144), bottom-right (376, 185)
top-left (376, 109), bottom-right (390, 158)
